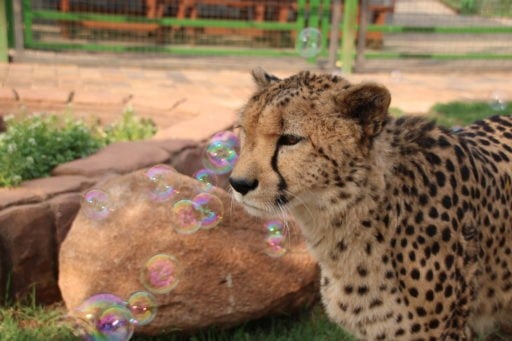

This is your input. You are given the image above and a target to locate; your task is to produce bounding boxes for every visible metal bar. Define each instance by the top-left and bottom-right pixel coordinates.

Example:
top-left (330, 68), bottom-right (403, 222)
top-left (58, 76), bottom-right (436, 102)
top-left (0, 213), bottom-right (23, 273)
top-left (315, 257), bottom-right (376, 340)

top-left (320, 0), bottom-right (331, 56)
top-left (341, 0), bottom-right (358, 74)
top-left (328, 0), bottom-right (342, 69)
top-left (355, 0), bottom-right (369, 71)
top-left (26, 41), bottom-right (300, 57)
top-left (0, 0), bottom-right (7, 62)
top-left (32, 9), bottom-right (296, 30)
top-left (365, 52), bottom-right (512, 60)
top-left (365, 25), bottom-right (512, 34)
top-left (5, 0), bottom-right (14, 47)
top-left (13, 0), bottom-right (24, 55)
top-left (309, 0), bottom-right (321, 28)
top-left (22, 0), bottom-right (33, 46)
top-left (295, 0), bottom-right (307, 52)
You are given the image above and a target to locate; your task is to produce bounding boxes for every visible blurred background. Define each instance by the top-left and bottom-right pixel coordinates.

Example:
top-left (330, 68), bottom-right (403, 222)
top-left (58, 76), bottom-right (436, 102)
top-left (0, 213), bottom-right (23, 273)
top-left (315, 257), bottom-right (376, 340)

top-left (2, 0), bottom-right (512, 72)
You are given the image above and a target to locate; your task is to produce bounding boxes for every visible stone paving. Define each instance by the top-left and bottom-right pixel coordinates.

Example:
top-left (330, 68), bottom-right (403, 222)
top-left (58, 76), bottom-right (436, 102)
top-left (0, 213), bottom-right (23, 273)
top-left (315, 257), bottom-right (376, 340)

top-left (1, 60), bottom-right (512, 141)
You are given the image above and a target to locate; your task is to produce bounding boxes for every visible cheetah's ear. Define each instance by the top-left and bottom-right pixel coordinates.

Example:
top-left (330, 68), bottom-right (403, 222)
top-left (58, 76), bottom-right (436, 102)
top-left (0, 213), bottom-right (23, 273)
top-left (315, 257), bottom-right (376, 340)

top-left (337, 82), bottom-right (391, 138)
top-left (251, 67), bottom-right (280, 90)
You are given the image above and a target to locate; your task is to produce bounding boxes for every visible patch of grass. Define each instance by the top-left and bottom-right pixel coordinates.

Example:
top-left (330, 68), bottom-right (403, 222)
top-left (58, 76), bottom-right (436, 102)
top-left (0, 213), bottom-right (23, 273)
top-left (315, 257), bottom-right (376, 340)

top-left (102, 108), bottom-right (157, 145)
top-left (440, 0), bottom-right (512, 16)
top-left (0, 304), bottom-right (75, 341)
top-left (0, 303), bottom-right (353, 341)
top-left (0, 109), bottom-right (157, 187)
top-left (427, 100), bottom-right (512, 127)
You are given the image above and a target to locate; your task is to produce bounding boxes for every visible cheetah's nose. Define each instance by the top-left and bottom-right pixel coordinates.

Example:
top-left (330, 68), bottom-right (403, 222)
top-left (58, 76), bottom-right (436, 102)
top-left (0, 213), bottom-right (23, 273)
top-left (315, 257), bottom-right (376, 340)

top-left (229, 177), bottom-right (259, 195)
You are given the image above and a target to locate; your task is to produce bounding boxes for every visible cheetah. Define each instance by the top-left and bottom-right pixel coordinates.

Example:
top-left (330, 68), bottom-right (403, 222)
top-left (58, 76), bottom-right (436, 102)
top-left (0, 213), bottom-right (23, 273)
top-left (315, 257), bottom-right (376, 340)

top-left (229, 68), bottom-right (512, 340)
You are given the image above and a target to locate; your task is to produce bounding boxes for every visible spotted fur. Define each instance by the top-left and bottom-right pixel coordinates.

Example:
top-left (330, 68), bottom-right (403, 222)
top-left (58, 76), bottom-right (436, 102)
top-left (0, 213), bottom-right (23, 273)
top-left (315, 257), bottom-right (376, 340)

top-left (230, 69), bottom-right (512, 340)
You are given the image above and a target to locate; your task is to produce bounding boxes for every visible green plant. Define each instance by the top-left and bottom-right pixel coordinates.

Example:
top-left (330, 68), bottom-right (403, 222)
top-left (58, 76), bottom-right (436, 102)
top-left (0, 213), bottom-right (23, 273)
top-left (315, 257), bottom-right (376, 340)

top-left (0, 114), bottom-right (104, 187)
top-left (427, 100), bottom-right (511, 127)
top-left (102, 108), bottom-right (157, 144)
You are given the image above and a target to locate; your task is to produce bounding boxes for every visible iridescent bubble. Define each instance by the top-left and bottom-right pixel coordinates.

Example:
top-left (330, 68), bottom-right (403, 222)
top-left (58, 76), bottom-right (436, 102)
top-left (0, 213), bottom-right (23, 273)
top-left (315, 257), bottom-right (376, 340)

top-left (127, 291), bottom-right (157, 326)
top-left (203, 140), bottom-right (238, 175)
top-left (193, 193), bottom-right (224, 230)
top-left (73, 293), bottom-right (132, 341)
top-left (297, 27), bottom-right (322, 58)
top-left (264, 233), bottom-right (287, 258)
top-left (96, 306), bottom-right (134, 341)
top-left (389, 70), bottom-right (403, 83)
top-left (82, 189), bottom-right (112, 220)
top-left (144, 164), bottom-right (177, 202)
top-left (172, 199), bottom-right (202, 234)
top-left (265, 219), bottom-right (284, 236)
top-left (489, 90), bottom-right (507, 112)
top-left (210, 131), bottom-right (240, 149)
top-left (194, 168), bottom-right (218, 193)
top-left (140, 254), bottom-right (180, 294)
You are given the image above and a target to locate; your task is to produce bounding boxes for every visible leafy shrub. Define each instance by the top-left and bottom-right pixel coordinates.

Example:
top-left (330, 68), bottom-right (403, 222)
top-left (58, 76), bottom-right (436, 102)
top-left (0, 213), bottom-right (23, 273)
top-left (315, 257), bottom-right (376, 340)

top-left (428, 101), bottom-right (511, 127)
top-left (0, 114), bottom-right (104, 187)
top-left (0, 109), bottom-right (157, 187)
top-left (102, 108), bottom-right (156, 144)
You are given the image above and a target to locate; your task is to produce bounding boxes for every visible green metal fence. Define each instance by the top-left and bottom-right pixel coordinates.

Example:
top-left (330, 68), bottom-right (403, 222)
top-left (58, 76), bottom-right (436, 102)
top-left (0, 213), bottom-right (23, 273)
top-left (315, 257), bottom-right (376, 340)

top-left (20, 0), bottom-right (333, 58)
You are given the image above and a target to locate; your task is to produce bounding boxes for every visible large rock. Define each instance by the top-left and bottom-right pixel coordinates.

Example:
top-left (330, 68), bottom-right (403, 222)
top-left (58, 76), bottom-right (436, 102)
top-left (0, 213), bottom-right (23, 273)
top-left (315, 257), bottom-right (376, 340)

top-left (0, 203), bottom-right (61, 304)
top-left (52, 141), bottom-right (170, 177)
top-left (48, 193), bottom-right (82, 249)
top-left (59, 170), bottom-right (318, 334)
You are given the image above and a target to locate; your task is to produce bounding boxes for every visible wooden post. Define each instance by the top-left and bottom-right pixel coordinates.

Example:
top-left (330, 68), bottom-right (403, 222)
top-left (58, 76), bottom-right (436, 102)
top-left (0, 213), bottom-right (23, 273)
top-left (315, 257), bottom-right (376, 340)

top-left (0, 0), bottom-right (8, 62)
top-left (13, 0), bottom-right (24, 58)
top-left (328, 0), bottom-right (342, 70)
top-left (341, 0), bottom-right (358, 74)
top-left (355, 0), bottom-right (369, 71)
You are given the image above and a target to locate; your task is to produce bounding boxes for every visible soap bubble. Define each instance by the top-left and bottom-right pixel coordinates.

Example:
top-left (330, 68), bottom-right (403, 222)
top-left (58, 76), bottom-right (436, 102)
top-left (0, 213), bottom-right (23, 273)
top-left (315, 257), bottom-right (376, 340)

top-left (203, 140), bottom-right (238, 175)
top-left (264, 233), bottom-right (288, 258)
top-left (210, 131), bottom-right (240, 149)
top-left (297, 27), bottom-right (322, 58)
top-left (96, 306), bottom-right (134, 341)
top-left (489, 90), bottom-right (507, 112)
top-left (73, 293), bottom-right (133, 341)
top-left (144, 164), bottom-right (178, 202)
top-left (193, 193), bottom-right (224, 230)
top-left (172, 199), bottom-right (202, 234)
top-left (389, 70), bottom-right (403, 83)
top-left (265, 219), bottom-right (284, 236)
top-left (140, 254), bottom-right (180, 294)
top-left (127, 291), bottom-right (157, 326)
top-left (194, 168), bottom-right (218, 193)
top-left (82, 189), bottom-right (113, 220)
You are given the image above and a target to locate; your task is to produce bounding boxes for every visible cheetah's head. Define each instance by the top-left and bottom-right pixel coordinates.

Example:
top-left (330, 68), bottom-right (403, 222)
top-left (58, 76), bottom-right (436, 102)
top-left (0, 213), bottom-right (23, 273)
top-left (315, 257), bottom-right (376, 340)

top-left (229, 68), bottom-right (391, 218)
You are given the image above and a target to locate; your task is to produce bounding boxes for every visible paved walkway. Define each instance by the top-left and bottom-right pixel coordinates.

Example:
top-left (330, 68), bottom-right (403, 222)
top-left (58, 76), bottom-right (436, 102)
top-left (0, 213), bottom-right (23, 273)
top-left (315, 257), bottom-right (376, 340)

top-left (1, 60), bottom-right (511, 141)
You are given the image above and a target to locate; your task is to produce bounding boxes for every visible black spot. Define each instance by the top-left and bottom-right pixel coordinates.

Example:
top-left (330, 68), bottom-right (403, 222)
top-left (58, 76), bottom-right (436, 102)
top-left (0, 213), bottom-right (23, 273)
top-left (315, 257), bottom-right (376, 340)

top-left (411, 323), bottom-right (421, 333)
top-left (344, 286), bottom-right (353, 294)
top-left (411, 269), bottom-right (420, 280)
top-left (435, 171), bottom-right (446, 187)
top-left (426, 225), bottom-right (437, 237)
top-left (442, 228), bottom-right (451, 242)
top-left (405, 225), bottom-right (415, 235)
top-left (442, 195), bottom-right (452, 209)
top-left (460, 165), bottom-right (470, 181)
top-left (416, 307), bottom-right (427, 317)
top-left (357, 265), bottom-right (368, 277)
top-left (358, 286), bottom-right (369, 295)
top-left (426, 290), bottom-right (434, 301)
top-left (369, 298), bottom-right (383, 308)
top-left (445, 255), bottom-right (454, 270)
top-left (409, 288), bottom-right (419, 297)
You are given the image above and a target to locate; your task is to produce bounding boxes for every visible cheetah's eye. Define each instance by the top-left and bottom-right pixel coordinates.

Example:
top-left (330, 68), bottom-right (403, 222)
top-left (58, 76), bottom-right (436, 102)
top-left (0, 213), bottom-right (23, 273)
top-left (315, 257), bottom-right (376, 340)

top-left (278, 134), bottom-right (304, 146)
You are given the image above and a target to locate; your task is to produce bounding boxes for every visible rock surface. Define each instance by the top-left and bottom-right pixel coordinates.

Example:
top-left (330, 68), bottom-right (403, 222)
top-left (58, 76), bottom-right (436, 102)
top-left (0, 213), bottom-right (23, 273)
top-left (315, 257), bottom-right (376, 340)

top-left (59, 170), bottom-right (318, 334)
top-left (0, 175), bottom-right (94, 210)
top-left (0, 203), bottom-right (61, 303)
top-left (52, 142), bottom-right (170, 177)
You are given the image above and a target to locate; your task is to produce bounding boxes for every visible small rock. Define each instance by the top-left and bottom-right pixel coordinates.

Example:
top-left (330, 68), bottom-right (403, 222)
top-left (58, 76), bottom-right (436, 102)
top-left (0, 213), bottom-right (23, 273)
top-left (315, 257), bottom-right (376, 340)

top-left (59, 170), bottom-right (318, 334)
top-left (52, 142), bottom-right (170, 177)
top-left (0, 203), bottom-right (61, 304)
top-left (0, 175), bottom-right (94, 211)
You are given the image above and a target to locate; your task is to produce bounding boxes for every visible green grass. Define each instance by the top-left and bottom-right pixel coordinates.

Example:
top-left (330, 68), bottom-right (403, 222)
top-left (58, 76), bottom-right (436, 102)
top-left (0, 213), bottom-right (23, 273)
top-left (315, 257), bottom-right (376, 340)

top-left (440, 0), bottom-right (512, 16)
top-left (426, 100), bottom-right (512, 127)
top-left (0, 303), bottom-right (354, 341)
